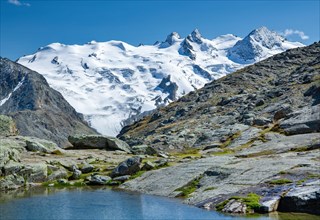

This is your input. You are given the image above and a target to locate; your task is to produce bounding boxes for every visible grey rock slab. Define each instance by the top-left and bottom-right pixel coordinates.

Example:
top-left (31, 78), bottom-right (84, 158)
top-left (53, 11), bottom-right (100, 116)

top-left (236, 133), bottom-right (320, 157)
top-left (25, 137), bottom-right (63, 154)
top-left (228, 127), bottom-right (262, 149)
top-left (113, 175), bottom-right (131, 182)
top-left (280, 104), bottom-right (320, 135)
top-left (120, 156), bottom-right (233, 197)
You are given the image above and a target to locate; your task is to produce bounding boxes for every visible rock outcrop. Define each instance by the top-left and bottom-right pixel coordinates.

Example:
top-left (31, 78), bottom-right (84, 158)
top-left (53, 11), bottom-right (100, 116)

top-left (111, 156), bottom-right (142, 178)
top-left (68, 135), bottom-right (131, 153)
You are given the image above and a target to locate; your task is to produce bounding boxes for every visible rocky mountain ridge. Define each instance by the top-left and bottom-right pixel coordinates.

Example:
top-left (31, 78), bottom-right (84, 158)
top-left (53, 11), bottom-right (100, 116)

top-left (17, 27), bottom-right (303, 136)
top-left (115, 42), bottom-right (320, 214)
top-left (0, 58), bottom-right (97, 146)
top-left (118, 42), bottom-right (320, 150)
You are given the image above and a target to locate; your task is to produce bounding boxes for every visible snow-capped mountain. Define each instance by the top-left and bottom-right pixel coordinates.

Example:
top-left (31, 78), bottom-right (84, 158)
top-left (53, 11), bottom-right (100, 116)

top-left (228, 26), bottom-right (301, 63)
top-left (17, 27), bottom-right (303, 136)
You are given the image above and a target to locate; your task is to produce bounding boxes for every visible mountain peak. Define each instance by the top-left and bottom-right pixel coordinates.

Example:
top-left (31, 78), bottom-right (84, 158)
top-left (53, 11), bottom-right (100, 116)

top-left (247, 26), bottom-right (284, 48)
top-left (227, 26), bottom-right (294, 63)
top-left (165, 32), bottom-right (181, 45)
top-left (189, 28), bottom-right (203, 44)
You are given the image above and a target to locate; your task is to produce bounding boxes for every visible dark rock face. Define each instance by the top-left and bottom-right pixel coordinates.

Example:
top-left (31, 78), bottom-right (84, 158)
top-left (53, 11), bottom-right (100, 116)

top-left (179, 39), bottom-right (196, 60)
top-left (111, 156), bottom-right (141, 178)
top-left (0, 58), bottom-right (96, 147)
top-left (278, 185), bottom-right (320, 215)
top-left (155, 75), bottom-right (178, 101)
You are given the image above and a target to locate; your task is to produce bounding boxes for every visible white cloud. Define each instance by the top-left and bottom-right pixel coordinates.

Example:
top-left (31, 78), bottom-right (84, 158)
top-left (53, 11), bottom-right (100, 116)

top-left (8, 0), bottom-right (30, 7)
top-left (282, 29), bottom-right (309, 40)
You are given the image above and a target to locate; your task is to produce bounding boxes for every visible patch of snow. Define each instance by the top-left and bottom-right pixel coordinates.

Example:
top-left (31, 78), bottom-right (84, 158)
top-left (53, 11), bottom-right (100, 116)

top-left (0, 76), bottom-right (26, 106)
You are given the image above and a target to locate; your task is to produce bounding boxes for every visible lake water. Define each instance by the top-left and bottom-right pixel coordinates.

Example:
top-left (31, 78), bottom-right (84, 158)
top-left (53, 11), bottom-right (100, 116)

top-left (0, 187), bottom-right (318, 220)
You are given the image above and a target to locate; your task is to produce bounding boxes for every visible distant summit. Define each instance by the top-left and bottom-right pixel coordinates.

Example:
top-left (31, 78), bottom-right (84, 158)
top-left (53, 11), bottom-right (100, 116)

top-left (228, 26), bottom-right (296, 63)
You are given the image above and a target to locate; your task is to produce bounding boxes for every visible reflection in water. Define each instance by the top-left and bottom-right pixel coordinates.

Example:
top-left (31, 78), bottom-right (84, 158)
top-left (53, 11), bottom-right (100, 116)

top-left (0, 187), bottom-right (319, 220)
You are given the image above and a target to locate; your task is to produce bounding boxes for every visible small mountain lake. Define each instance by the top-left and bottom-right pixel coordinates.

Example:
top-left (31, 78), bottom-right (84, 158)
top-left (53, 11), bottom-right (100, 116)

top-left (0, 187), bottom-right (318, 220)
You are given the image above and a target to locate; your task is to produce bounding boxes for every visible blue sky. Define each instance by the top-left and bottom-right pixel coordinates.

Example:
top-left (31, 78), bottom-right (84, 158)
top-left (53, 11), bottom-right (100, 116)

top-left (1, 0), bottom-right (319, 60)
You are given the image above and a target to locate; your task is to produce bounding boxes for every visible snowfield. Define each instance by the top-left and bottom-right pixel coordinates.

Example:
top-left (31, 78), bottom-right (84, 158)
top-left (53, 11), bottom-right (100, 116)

top-left (18, 27), bottom-right (303, 136)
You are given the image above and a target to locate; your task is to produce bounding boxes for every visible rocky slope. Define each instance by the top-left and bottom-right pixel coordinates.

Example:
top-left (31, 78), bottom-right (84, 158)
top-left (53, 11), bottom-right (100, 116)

top-left (119, 42), bottom-right (320, 150)
top-left (117, 42), bottom-right (320, 214)
top-left (17, 27), bottom-right (303, 135)
top-left (0, 58), bottom-right (97, 147)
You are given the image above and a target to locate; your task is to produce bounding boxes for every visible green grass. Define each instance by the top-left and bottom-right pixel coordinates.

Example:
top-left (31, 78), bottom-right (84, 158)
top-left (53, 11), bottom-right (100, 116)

top-left (268, 178), bottom-right (293, 185)
top-left (47, 169), bottom-right (53, 176)
top-left (51, 150), bottom-right (63, 155)
top-left (236, 150), bottom-right (275, 158)
top-left (171, 148), bottom-right (201, 159)
top-left (203, 187), bottom-right (216, 191)
top-left (307, 173), bottom-right (320, 179)
top-left (220, 131), bottom-right (242, 148)
top-left (216, 199), bottom-right (231, 211)
top-left (216, 193), bottom-right (261, 212)
top-left (297, 179), bottom-right (306, 185)
top-left (130, 171), bottom-right (146, 179)
top-left (211, 149), bottom-right (234, 156)
top-left (289, 146), bottom-right (312, 152)
top-left (297, 173), bottom-right (320, 185)
top-left (175, 176), bottom-right (202, 198)
top-left (72, 181), bottom-right (86, 187)
top-left (238, 193), bottom-right (261, 211)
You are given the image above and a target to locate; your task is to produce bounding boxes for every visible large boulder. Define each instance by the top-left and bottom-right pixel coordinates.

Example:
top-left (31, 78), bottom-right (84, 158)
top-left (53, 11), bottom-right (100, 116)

top-left (280, 105), bottom-right (320, 135)
top-left (3, 161), bottom-right (24, 176)
top-left (260, 196), bottom-right (280, 213)
top-left (221, 199), bottom-right (247, 214)
top-left (278, 184), bottom-right (320, 215)
top-left (47, 168), bottom-right (69, 181)
top-left (111, 156), bottom-right (142, 178)
top-left (131, 145), bottom-right (158, 155)
top-left (0, 146), bottom-right (21, 168)
top-left (86, 174), bottom-right (112, 185)
top-left (25, 137), bottom-right (64, 154)
top-left (25, 163), bottom-right (48, 182)
top-left (68, 135), bottom-right (131, 153)
top-left (80, 163), bottom-right (94, 174)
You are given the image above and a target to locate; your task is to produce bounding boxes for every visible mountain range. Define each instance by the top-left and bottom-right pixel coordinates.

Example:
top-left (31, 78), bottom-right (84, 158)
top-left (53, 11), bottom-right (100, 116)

top-left (17, 26), bottom-right (303, 136)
